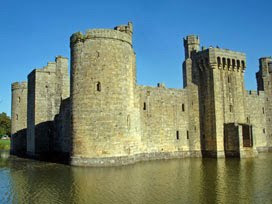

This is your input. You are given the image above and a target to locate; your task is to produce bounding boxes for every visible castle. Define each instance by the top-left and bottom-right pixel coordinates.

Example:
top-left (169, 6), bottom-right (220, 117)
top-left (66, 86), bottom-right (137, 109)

top-left (10, 22), bottom-right (272, 166)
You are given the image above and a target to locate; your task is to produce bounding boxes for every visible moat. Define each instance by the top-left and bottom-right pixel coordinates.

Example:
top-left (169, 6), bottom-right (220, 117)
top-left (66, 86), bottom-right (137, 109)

top-left (0, 151), bottom-right (271, 203)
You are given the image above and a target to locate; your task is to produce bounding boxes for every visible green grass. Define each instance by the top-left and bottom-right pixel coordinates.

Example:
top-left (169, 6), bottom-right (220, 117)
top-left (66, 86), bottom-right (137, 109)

top-left (0, 139), bottom-right (10, 150)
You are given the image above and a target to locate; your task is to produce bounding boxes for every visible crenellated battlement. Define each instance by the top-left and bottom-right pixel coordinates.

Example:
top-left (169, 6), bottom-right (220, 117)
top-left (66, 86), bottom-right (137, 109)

top-left (70, 23), bottom-right (133, 47)
top-left (12, 81), bottom-right (27, 90)
top-left (114, 22), bottom-right (133, 36)
top-left (246, 90), bottom-right (265, 97)
top-left (195, 47), bottom-right (246, 72)
top-left (184, 35), bottom-right (200, 45)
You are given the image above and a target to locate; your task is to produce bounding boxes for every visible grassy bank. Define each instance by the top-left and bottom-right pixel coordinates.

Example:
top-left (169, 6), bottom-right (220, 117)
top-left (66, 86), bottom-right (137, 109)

top-left (0, 140), bottom-right (10, 150)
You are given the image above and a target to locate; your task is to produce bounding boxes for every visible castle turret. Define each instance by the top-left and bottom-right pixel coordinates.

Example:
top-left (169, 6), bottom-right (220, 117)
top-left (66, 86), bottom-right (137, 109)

top-left (183, 35), bottom-right (200, 87)
top-left (11, 81), bottom-right (27, 155)
top-left (184, 35), bottom-right (200, 59)
top-left (256, 57), bottom-right (272, 148)
top-left (70, 22), bottom-right (141, 166)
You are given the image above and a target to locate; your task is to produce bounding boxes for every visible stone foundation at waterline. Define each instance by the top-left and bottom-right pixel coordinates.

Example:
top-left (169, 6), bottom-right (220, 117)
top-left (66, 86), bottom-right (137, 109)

top-left (10, 22), bottom-right (272, 166)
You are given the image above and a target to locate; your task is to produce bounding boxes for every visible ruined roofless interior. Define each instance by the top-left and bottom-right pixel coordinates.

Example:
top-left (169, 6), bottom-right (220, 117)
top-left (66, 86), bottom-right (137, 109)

top-left (10, 22), bottom-right (272, 166)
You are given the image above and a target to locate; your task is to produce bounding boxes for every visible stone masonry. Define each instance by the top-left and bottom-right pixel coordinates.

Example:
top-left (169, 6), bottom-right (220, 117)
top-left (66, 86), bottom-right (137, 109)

top-left (10, 22), bottom-right (272, 166)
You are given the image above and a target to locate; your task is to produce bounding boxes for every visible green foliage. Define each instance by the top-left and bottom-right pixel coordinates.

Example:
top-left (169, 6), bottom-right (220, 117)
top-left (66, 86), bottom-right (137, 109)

top-left (0, 112), bottom-right (11, 137)
top-left (0, 139), bottom-right (10, 150)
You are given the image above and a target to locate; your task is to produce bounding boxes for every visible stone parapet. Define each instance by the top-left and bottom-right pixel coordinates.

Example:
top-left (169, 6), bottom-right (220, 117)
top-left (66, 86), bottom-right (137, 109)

top-left (70, 28), bottom-right (132, 47)
top-left (12, 81), bottom-right (27, 90)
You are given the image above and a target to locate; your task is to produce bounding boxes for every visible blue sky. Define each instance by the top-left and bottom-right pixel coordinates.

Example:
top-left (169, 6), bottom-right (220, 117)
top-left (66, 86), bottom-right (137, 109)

top-left (1, 0), bottom-right (272, 116)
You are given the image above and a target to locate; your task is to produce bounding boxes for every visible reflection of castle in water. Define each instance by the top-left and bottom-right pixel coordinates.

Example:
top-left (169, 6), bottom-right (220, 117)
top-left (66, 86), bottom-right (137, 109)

top-left (10, 22), bottom-right (272, 166)
top-left (5, 155), bottom-right (272, 203)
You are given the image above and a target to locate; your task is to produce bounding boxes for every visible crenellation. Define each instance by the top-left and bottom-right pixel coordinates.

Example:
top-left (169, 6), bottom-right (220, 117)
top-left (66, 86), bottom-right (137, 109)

top-left (11, 81), bottom-right (27, 90)
top-left (10, 22), bottom-right (272, 166)
top-left (70, 27), bottom-right (132, 48)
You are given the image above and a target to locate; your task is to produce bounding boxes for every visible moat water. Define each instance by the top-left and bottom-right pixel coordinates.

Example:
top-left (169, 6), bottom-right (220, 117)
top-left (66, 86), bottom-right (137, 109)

top-left (0, 151), bottom-right (272, 204)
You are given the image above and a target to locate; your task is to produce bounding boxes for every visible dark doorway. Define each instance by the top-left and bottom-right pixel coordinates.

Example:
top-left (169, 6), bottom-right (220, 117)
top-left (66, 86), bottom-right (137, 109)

top-left (242, 125), bottom-right (253, 147)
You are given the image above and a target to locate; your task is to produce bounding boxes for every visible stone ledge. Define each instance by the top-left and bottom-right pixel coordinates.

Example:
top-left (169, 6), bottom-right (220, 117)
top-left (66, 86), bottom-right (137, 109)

top-left (70, 151), bottom-right (202, 167)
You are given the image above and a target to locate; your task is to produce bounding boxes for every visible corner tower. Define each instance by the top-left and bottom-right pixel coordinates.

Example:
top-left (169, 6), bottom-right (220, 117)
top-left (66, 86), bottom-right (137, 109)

top-left (256, 57), bottom-right (272, 148)
top-left (27, 56), bottom-right (69, 157)
top-left (188, 42), bottom-right (256, 158)
top-left (11, 81), bottom-right (27, 155)
top-left (183, 35), bottom-right (200, 87)
top-left (70, 22), bottom-right (141, 166)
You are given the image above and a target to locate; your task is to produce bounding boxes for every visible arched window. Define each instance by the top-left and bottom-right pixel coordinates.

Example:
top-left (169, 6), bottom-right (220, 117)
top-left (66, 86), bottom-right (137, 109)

top-left (227, 58), bottom-right (231, 68)
top-left (237, 60), bottom-right (240, 68)
top-left (241, 61), bottom-right (245, 69)
top-left (18, 97), bottom-right (21, 103)
top-left (232, 59), bottom-right (236, 68)
top-left (182, 104), bottom-right (185, 112)
top-left (217, 57), bottom-right (221, 66)
top-left (16, 114), bottom-right (18, 120)
top-left (96, 82), bottom-right (101, 92)
top-left (143, 102), bottom-right (146, 110)
top-left (222, 58), bottom-right (226, 67)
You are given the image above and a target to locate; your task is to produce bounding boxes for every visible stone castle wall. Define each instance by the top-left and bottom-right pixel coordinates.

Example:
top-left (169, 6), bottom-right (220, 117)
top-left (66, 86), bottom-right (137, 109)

top-left (27, 56), bottom-right (69, 156)
top-left (137, 85), bottom-right (200, 155)
top-left (245, 91), bottom-right (267, 149)
top-left (10, 22), bottom-right (272, 166)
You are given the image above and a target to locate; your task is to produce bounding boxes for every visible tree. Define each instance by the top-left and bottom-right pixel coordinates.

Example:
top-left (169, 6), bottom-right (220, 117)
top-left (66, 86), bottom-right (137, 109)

top-left (0, 112), bottom-right (11, 137)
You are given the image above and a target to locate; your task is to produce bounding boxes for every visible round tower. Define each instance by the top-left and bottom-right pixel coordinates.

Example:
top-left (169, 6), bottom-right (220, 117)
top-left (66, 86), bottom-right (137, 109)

top-left (11, 81), bottom-right (28, 155)
top-left (70, 22), bottom-right (140, 166)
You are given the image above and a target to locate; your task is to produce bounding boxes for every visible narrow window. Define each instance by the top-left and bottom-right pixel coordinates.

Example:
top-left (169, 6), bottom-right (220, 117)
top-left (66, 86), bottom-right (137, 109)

top-left (230, 105), bottom-right (233, 112)
top-left (247, 117), bottom-right (250, 123)
top-left (263, 128), bottom-right (266, 134)
top-left (182, 104), bottom-right (185, 112)
top-left (237, 60), bottom-right (240, 68)
top-left (96, 82), bottom-right (101, 92)
top-left (143, 102), bottom-right (146, 110)
top-left (223, 58), bottom-right (226, 67)
top-left (176, 131), bottom-right (180, 140)
top-left (232, 59), bottom-right (236, 67)
top-left (241, 60), bottom-right (245, 69)
top-left (262, 107), bottom-right (265, 114)
top-left (18, 97), bottom-right (21, 103)
top-left (127, 115), bottom-right (131, 129)
top-left (187, 131), bottom-right (189, 139)
top-left (16, 114), bottom-right (18, 120)
top-left (227, 58), bottom-right (231, 68)
top-left (217, 57), bottom-right (221, 66)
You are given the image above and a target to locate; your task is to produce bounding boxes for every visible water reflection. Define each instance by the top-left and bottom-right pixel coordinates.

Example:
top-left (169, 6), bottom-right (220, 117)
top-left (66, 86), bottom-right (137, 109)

top-left (0, 153), bottom-right (271, 203)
